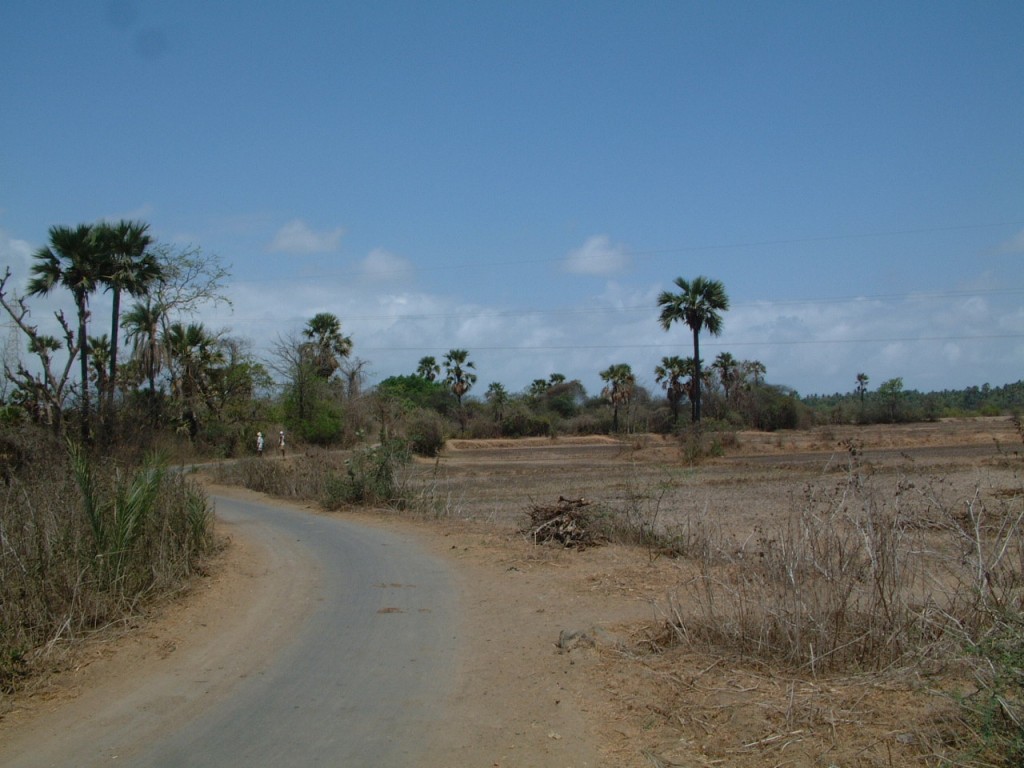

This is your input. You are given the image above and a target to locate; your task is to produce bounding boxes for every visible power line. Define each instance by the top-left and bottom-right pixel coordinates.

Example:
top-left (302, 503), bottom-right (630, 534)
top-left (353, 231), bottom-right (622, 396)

top-left (205, 286), bottom-right (1024, 325)
top-left (354, 333), bottom-right (1024, 354)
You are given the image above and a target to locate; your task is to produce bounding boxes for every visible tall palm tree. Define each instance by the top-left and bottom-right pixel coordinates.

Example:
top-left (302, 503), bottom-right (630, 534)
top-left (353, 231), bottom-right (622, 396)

top-left (654, 355), bottom-right (689, 425)
top-left (27, 224), bottom-right (104, 443)
top-left (600, 363), bottom-right (635, 432)
top-left (443, 348), bottom-right (477, 406)
top-left (301, 312), bottom-right (352, 380)
top-left (657, 276), bottom-right (729, 423)
top-left (94, 220), bottom-right (161, 437)
top-left (416, 356), bottom-right (440, 382)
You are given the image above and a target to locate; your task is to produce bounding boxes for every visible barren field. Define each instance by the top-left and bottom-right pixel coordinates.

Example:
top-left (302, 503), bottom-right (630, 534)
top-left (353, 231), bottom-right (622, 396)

top-left (410, 416), bottom-right (1023, 766)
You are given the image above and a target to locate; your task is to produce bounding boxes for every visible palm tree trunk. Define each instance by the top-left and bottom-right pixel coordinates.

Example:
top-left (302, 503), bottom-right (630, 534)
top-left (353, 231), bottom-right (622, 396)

top-left (692, 327), bottom-right (702, 423)
top-left (105, 286), bottom-right (122, 443)
top-left (77, 295), bottom-right (91, 444)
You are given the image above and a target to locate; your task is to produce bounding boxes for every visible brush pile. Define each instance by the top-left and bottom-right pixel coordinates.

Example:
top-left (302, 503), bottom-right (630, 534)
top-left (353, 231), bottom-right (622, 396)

top-left (523, 496), bottom-right (604, 549)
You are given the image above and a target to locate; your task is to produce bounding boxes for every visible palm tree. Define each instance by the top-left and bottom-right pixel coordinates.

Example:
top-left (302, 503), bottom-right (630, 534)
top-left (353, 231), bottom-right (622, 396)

top-left (528, 378), bottom-right (550, 398)
top-left (443, 348), bottom-right (477, 406)
top-left (94, 220), bottom-right (161, 438)
top-left (855, 372), bottom-right (870, 420)
top-left (657, 276), bottom-right (729, 423)
top-left (416, 356), bottom-right (440, 382)
top-left (712, 351), bottom-right (739, 404)
top-left (654, 355), bottom-right (689, 425)
top-left (164, 322), bottom-right (223, 438)
top-left (745, 360), bottom-right (766, 386)
top-left (301, 312), bottom-right (352, 380)
top-left (123, 299), bottom-right (169, 395)
top-left (88, 334), bottom-right (112, 404)
top-left (600, 363), bottom-right (635, 432)
top-left (27, 224), bottom-right (104, 443)
top-left (486, 382), bottom-right (509, 424)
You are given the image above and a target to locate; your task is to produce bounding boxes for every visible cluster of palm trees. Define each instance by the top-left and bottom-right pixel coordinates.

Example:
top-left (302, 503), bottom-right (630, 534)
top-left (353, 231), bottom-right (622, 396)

top-left (12, 220), bottom-right (230, 443)
top-left (24, 221), bottom-right (160, 442)
top-left (416, 350), bottom-right (478, 406)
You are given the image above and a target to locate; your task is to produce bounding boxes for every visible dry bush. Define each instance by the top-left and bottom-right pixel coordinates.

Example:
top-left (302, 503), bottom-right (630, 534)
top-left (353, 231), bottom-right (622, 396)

top-left (648, 443), bottom-right (1024, 764)
top-left (214, 443), bottom-right (455, 518)
top-left (213, 450), bottom-right (349, 500)
top-left (664, 453), bottom-right (1024, 676)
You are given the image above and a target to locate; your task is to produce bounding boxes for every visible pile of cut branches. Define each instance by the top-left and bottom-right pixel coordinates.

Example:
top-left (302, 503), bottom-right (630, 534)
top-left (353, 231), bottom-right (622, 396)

top-left (523, 496), bottom-right (604, 549)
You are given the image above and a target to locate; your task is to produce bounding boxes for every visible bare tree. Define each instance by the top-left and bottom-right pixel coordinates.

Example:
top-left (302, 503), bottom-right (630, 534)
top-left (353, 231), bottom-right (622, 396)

top-left (0, 268), bottom-right (79, 432)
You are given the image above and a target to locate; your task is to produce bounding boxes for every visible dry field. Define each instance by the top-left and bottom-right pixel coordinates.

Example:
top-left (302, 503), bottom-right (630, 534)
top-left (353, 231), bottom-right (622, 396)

top-left (409, 416), bottom-right (1024, 767)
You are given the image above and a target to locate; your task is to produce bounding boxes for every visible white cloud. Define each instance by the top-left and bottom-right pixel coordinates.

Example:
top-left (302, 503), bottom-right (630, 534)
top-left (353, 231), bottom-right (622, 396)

top-left (360, 248), bottom-right (414, 282)
top-left (564, 234), bottom-right (629, 275)
top-left (0, 229), bottom-right (34, 287)
top-left (267, 219), bottom-right (344, 254)
top-left (200, 265), bottom-right (1023, 398)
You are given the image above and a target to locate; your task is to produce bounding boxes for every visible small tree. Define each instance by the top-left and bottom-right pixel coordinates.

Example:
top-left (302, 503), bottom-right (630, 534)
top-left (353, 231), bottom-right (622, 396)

top-left (600, 363), bottom-right (635, 432)
top-left (712, 351), bottom-right (739, 404)
top-left (416, 356), bottom-right (440, 382)
top-left (855, 372), bottom-right (870, 421)
top-left (486, 382), bottom-right (509, 424)
top-left (654, 355), bottom-right (688, 425)
top-left (0, 269), bottom-right (78, 433)
top-left (878, 377), bottom-right (904, 423)
top-left (443, 349), bottom-right (477, 434)
top-left (302, 312), bottom-right (352, 381)
top-left (443, 349), bottom-right (476, 406)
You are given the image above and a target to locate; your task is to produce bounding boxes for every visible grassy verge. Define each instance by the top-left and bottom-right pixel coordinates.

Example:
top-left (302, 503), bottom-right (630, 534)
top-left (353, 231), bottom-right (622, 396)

top-left (0, 429), bottom-right (215, 694)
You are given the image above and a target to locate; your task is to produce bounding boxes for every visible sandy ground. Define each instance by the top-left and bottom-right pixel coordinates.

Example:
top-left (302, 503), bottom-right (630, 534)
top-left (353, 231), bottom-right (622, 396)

top-left (2, 417), bottom-right (1021, 766)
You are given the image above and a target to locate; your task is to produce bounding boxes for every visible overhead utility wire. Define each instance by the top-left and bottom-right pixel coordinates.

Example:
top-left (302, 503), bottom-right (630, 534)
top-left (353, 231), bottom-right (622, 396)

top-left (208, 286), bottom-right (1024, 325)
top-left (355, 333), bottom-right (1024, 354)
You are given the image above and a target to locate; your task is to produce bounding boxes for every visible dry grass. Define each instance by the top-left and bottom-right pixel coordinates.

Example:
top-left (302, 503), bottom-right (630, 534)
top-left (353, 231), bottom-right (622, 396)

top-left (0, 429), bottom-right (215, 696)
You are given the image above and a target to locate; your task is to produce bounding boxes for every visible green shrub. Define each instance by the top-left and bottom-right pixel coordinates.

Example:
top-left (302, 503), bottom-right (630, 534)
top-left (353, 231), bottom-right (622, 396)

top-left (322, 440), bottom-right (411, 509)
top-left (295, 408), bottom-right (344, 445)
top-left (407, 409), bottom-right (446, 457)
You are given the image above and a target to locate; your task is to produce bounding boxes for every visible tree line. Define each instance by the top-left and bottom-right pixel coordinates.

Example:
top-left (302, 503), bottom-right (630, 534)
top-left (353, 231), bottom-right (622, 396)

top-left (2, 221), bottom-right (1020, 457)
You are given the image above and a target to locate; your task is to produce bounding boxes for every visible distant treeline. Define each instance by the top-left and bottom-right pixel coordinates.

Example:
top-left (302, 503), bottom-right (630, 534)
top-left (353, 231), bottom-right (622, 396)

top-left (802, 379), bottom-right (1024, 424)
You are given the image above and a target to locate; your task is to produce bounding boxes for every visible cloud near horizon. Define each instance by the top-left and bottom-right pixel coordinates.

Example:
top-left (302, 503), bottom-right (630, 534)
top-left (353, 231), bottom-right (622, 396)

top-left (360, 248), bottom-right (414, 282)
top-left (267, 219), bottom-right (345, 254)
top-left (564, 235), bottom-right (630, 275)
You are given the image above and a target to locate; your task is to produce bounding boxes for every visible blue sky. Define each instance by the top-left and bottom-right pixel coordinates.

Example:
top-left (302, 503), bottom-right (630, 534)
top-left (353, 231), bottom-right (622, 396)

top-left (2, 1), bottom-right (1022, 398)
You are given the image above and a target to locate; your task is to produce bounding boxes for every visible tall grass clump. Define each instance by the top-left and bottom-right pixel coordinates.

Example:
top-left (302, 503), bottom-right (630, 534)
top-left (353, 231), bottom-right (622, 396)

top-left (0, 432), bottom-right (214, 692)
